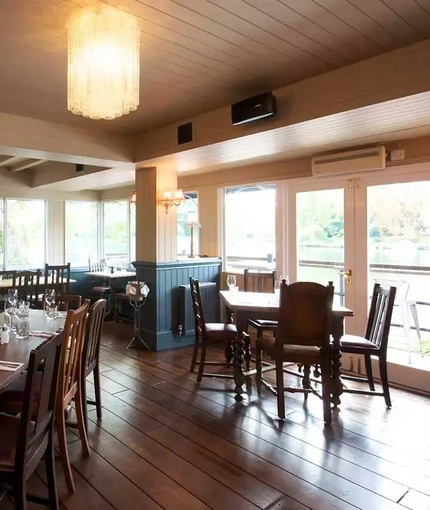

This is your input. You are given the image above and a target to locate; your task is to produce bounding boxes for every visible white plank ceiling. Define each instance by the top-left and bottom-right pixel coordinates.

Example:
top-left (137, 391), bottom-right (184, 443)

top-left (0, 0), bottom-right (430, 134)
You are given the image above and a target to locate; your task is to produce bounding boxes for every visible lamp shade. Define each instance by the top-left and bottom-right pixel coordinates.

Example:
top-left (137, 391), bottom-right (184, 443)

top-left (130, 190), bottom-right (136, 203)
top-left (68, 7), bottom-right (140, 120)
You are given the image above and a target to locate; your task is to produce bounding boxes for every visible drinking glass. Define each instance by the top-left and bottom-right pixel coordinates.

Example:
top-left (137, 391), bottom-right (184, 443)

top-left (16, 301), bottom-right (30, 339)
top-left (227, 274), bottom-right (236, 292)
top-left (4, 289), bottom-right (18, 331)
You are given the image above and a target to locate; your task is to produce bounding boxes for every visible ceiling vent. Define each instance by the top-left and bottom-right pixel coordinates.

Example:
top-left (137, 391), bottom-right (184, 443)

top-left (311, 146), bottom-right (386, 177)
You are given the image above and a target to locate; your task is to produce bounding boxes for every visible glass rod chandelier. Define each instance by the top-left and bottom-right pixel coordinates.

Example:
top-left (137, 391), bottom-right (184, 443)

top-left (67, 7), bottom-right (140, 120)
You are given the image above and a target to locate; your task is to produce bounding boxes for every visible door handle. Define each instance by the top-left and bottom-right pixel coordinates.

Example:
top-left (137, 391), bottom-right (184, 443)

top-left (339, 268), bottom-right (353, 285)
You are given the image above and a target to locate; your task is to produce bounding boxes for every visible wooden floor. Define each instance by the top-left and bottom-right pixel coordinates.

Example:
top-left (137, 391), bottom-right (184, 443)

top-left (2, 323), bottom-right (430, 510)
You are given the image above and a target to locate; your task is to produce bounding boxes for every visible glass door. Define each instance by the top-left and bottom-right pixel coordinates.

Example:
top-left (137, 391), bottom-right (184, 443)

top-left (286, 179), bottom-right (356, 332)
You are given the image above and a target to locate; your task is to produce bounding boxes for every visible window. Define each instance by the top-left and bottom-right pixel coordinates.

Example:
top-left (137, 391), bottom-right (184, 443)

top-left (177, 192), bottom-right (199, 257)
top-left (65, 201), bottom-right (99, 267)
top-left (0, 201), bottom-right (4, 269)
top-left (224, 184), bottom-right (276, 272)
top-left (6, 199), bottom-right (46, 268)
top-left (103, 200), bottom-right (129, 266)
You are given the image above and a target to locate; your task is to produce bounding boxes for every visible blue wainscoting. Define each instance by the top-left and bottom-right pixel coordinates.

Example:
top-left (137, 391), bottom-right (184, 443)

top-left (133, 258), bottom-right (222, 351)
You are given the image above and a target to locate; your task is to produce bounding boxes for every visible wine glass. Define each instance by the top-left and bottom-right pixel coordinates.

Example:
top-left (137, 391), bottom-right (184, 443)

top-left (227, 274), bottom-right (236, 292)
top-left (44, 289), bottom-right (56, 308)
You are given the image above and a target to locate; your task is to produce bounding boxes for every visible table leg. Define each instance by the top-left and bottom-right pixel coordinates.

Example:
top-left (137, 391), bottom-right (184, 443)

top-left (233, 312), bottom-right (246, 400)
top-left (331, 316), bottom-right (344, 407)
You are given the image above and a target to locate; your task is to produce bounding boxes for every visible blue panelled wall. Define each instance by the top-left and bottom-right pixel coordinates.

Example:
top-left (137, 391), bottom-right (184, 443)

top-left (133, 258), bottom-right (222, 351)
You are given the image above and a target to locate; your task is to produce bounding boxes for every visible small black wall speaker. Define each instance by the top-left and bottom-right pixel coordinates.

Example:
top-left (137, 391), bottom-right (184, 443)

top-left (177, 122), bottom-right (193, 145)
top-left (75, 163), bottom-right (84, 172)
top-left (231, 92), bottom-right (276, 126)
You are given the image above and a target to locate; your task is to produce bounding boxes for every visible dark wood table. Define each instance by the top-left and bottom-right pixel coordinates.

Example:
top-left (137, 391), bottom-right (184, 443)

top-left (219, 290), bottom-right (353, 404)
top-left (0, 310), bottom-right (65, 391)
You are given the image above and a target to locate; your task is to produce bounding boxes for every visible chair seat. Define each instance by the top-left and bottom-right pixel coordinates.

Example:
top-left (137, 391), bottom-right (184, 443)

top-left (248, 318), bottom-right (278, 329)
top-left (341, 334), bottom-right (378, 350)
top-left (0, 413), bottom-right (20, 470)
top-left (91, 286), bottom-right (111, 294)
top-left (114, 292), bottom-right (129, 301)
top-left (257, 336), bottom-right (321, 362)
top-left (0, 372), bottom-right (38, 415)
top-left (206, 323), bottom-right (238, 340)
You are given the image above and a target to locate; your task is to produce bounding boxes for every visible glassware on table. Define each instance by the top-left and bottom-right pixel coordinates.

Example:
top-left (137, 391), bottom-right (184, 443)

top-left (4, 288), bottom-right (18, 331)
top-left (16, 300), bottom-right (30, 339)
top-left (44, 289), bottom-right (56, 311)
top-left (227, 274), bottom-right (236, 293)
top-left (46, 304), bottom-right (58, 319)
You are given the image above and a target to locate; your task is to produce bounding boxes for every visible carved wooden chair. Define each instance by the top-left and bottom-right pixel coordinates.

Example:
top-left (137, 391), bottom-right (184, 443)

top-left (189, 277), bottom-right (251, 382)
top-left (340, 283), bottom-right (396, 407)
top-left (88, 260), bottom-right (111, 301)
top-left (256, 281), bottom-right (334, 424)
top-left (15, 270), bottom-right (41, 308)
top-left (245, 269), bottom-right (278, 340)
top-left (82, 299), bottom-right (107, 430)
top-left (0, 331), bottom-right (64, 510)
top-left (44, 263), bottom-right (71, 294)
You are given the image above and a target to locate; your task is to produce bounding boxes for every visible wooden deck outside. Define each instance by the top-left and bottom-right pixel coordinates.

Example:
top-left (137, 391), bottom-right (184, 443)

top-left (1, 322), bottom-right (430, 510)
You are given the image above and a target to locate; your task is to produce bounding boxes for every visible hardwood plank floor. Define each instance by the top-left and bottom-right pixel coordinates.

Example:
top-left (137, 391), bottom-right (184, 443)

top-left (2, 322), bottom-right (430, 510)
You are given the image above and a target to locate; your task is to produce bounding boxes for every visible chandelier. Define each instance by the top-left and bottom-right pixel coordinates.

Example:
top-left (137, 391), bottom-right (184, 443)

top-left (67, 7), bottom-right (140, 120)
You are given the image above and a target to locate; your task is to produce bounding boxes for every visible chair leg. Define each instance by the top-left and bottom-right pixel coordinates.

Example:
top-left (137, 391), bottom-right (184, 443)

top-left (379, 357), bottom-right (392, 408)
top-left (45, 427), bottom-right (60, 510)
top-left (275, 359), bottom-right (285, 419)
top-left (224, 338), bottom-right (234, 365)
top-left (255, 343), bottom-right (262, 395)
top-left (56, 407), bottom-right (75, 493)
top-left (321, 358), bottom-right (332, 426)
top-left (93, 365), bottom-right (102, 421)
top-left (197, 336), bottom-right (207, 383)
top-left (13, 479), bottom-right (26, 510)
top-left (244, 335), bottom-right (252, 372)
top-left (190, 335), bottom-right (200, 372)
top-left (81, 372), bottom-right (88, 433)
top-left (75, 383), bottom-right (91, 457)
top-left (364, 354), bottom-right (375, 391)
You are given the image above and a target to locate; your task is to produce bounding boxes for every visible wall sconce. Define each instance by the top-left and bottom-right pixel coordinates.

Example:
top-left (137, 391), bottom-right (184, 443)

top-left (186, 211), bottom-right (201, 258)
top-left (160, 189), bottom-right (185, 213)
top-left (130, 190), bottom-right (136, 203)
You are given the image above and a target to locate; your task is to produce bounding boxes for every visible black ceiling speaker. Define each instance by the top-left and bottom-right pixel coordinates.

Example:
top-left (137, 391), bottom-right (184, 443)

top-left (75, 163), bottom-right (84, 173)
top-left (231, 92), bottom-right (276, 126)
top-left (177, 122), bottom-right (193, 145)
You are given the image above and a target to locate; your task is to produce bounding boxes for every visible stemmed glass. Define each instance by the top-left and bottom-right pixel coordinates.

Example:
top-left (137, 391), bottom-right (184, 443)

top-left (227, 274), bottom-right (236, 292)
top-left (4, 288), bottom-right (18, 331)
top-left (44, 289), bottom-right (56, 308)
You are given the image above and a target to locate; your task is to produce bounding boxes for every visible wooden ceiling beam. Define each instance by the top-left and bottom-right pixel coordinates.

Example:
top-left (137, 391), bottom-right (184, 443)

top-left (8, 158), bottom-right (47, 172)
top-left (0, 156), bottom-right (24, 167)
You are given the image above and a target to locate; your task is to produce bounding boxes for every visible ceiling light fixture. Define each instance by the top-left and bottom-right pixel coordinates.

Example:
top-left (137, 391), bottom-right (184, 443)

top-left (67, 7), bottom-right (140, 120)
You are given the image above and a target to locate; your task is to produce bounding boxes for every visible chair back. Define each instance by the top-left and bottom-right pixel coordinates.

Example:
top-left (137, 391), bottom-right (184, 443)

top-left (83, 299), bottom-right (107, 376)
top-left (365, 283), bottom-right (396, 350)
top-left (0, 270), bottom-right (16, 299)
top-left (89, 260), bottom-right (105, 273)
top-left (59, 300), bottom-right (90, 404)
top-left (189, 277), bottom-right (207, 338)
top-left (42, 294), bottom-right (82, 311)
top-left (44, 263), bottom-right (71, 294)
top-left (276, 281), bottom-right (334, 348)
top-left (15, 270), bottom-right (41, 307)
top-left (244, 269), bottom-right (275, 293)
top-left (16, 331), bottom-right (64, 471)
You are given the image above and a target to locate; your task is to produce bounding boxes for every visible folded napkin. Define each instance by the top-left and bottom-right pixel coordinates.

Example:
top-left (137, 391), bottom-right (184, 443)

top-left (30, 331), bottom-right (53, 338)
top-left (0, 360), bottom-right (24, 372)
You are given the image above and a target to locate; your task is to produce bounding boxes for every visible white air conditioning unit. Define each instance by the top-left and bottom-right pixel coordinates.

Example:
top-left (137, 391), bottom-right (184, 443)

top-left (311, 146), bottom-right (386, 177)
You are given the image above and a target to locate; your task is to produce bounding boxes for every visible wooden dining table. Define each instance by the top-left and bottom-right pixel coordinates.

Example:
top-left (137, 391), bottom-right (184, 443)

top-left (219, 290), bottom-right (353, 405)
top-left (0, 310), bottom-right (66, 391)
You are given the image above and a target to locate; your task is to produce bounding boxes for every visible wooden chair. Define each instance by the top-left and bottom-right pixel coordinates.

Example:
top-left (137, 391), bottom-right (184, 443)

top-left (82, 299), bottom-right (107, 430)
top-left (256, 281), bottom-right (334, 424)
top-left (340, 283), bottom-right (396, 407)
top-left (44, 263), bottom-right (71, 294)
top-left (57, 300), bottom-right (91, 493)
top-left (0, 270), bottom-right (16, 303)
top-left (42, 294), bottom-right (82, 311)
top-left (15, 270), bottom-right (41, 308)
top-left (245, 269), bottom-right (278, 339)
top-left (88, 260), bottom-right (111, 300)
top-left (189, 277), bottom-right (251, 382)
top-left (111, 284), bottom-right (131, 323)
top-left (0, 331), bottom-right (64, 510)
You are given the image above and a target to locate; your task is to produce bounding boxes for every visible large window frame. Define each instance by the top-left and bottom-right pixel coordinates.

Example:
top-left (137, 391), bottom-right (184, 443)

top-left (101, 199), bottom-right (135, 266)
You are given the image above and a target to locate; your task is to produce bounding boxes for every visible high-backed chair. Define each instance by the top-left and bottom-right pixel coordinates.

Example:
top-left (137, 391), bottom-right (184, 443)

top-left (42, 293), bottom-right (82, 311)
top-left (0, 270), bottom-right (16, 304)
top-left (57, 300), bottom-right (91, 492)
top-left (88, 260), bottom-right (111, 300)
top-left (0, 331), bottom-right (64, 510)
top-left (245, 269), bottom-right (278, 339)
top-left (256, 281), bottom-right (334, 424)
top-left (15, 270), bottom-right (41, 308)
top-left (189, 277), bottom-right (251, 382)
top-left (82, 299), bottom-right (107, 430)
top-left (340, 283), bottom-right (396, 407)
top-left (44, 263), bottom-right (71, 294)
